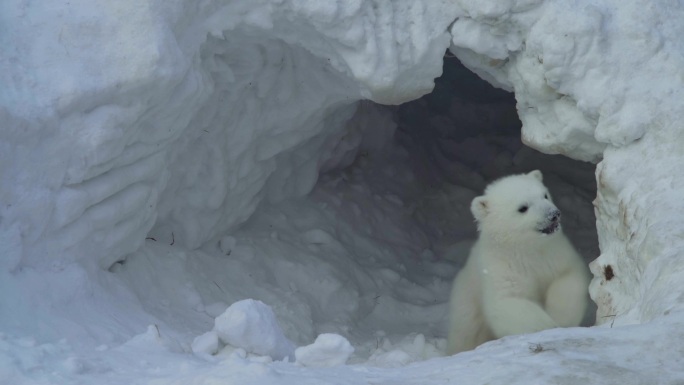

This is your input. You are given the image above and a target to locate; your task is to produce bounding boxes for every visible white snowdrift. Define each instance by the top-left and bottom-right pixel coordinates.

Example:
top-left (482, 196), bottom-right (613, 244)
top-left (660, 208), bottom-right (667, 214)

top-left (1, 0), bottom-right (684, 384)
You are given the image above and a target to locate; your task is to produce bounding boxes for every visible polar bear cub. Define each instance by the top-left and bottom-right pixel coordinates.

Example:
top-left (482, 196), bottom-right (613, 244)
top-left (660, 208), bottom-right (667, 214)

top-left (446, 170), bottom-right (589, 354)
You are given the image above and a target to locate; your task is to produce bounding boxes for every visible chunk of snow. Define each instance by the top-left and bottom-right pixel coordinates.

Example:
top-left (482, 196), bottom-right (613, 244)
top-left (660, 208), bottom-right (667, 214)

top-left (191, 331), bottom-right (219, 356)
top-left (213, 299), bottom-right (295, 361)
top-left (295, 333), bottom-right (354, 367)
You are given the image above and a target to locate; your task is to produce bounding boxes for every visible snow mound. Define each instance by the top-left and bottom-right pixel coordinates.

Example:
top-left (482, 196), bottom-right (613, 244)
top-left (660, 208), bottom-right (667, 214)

top-left (214, 299), bottom-right (295, 361)
top-left (295, 333), bottom-right (354, 367)
top-left (449, 0), bottom-right (684, 327)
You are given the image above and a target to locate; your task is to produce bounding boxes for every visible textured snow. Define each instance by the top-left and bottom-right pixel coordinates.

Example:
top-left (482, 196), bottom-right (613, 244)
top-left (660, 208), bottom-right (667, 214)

top-left (295, 333), bottom-right (354, 367)
top-left (214, 299), bottom-right (296, 361)
top-left (191, 331), bottom-right (219, 356)
top-left (0, 0), bottom-right (456, 273)
top-left (2, 0), bottom-right (684, 383)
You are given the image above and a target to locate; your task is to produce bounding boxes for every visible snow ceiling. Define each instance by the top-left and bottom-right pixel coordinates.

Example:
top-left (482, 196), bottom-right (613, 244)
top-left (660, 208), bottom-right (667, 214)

top-left (2, 0), bottom-right (684, 383)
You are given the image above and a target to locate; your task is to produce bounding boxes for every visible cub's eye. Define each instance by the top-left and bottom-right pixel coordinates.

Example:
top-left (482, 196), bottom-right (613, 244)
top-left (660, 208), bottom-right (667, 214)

top-left (518, 205), bottom-right (528, 213)
top-left (544, 194), bottom-right (549, 199)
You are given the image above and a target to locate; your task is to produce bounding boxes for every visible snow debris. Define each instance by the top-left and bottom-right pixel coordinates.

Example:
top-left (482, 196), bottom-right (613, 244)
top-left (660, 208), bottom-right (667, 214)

top-left (191, 331), bottom-right (220, 356)
top-left (295, 333), bottom-right (354, 367)
top-left (214, 299), bottom-right (296, 361)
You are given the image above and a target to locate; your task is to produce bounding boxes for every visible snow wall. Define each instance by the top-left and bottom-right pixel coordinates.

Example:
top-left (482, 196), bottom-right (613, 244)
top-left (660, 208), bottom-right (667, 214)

top-left (2, 0), bottom-right (684, 382)
top-left (0, 0), bottom-right (452, 272)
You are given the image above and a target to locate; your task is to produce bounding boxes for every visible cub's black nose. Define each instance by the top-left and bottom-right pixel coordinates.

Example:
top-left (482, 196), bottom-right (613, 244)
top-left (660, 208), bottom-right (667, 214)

top-left (550, 210), bottom-right (561, 222)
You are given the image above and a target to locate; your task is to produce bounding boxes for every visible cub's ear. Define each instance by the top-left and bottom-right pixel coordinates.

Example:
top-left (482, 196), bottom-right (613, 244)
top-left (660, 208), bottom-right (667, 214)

top-left (470, 196), bottom-right (489, 222)
top-left (528, 170), bottom-right (543, 181)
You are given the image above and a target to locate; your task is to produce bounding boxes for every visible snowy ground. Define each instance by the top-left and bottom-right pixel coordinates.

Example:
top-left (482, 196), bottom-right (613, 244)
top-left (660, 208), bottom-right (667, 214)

top-left (4, 0), bottom-right (684, 383)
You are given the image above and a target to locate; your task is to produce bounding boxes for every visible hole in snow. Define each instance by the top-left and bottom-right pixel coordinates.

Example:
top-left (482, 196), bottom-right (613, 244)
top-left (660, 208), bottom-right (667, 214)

top-left (604, 265), bottom-right (615, 281)
top-left (108, 53), bottom-right (599, 366)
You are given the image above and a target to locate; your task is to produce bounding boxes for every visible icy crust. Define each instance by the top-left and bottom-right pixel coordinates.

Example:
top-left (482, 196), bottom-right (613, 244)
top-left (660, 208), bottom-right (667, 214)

top-left (449, 0), bottom-right (684, 324)
top-left (0, 0), bottom-right (457, 271)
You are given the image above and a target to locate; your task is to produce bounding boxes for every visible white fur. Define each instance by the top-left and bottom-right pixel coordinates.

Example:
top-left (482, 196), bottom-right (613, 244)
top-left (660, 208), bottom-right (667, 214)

top-left (447, 171), bottom-right (590, 354)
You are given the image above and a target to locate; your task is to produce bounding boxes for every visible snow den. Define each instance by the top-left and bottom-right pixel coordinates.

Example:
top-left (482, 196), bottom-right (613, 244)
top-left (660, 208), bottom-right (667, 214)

top-left (3, 0), bottom-right (684, 383)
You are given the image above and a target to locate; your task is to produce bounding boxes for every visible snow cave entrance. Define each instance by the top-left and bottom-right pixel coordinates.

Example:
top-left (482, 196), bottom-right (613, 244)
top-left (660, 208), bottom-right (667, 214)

top-left (395, 55), bottom-right (599, 264)
top-left (392, 55), bottom-right (599, 329)
top-left (112, 54), bottom-right (599, 365)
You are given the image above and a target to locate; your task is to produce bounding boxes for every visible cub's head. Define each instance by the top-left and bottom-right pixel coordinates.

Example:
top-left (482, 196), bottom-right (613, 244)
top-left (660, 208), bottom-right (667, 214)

top-left (470, 170), bottom-right (561, 241)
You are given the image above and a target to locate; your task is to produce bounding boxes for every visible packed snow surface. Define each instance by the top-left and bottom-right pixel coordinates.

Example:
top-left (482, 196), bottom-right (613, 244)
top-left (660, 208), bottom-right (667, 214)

top-left (2, 0), bottom-right (684, 383)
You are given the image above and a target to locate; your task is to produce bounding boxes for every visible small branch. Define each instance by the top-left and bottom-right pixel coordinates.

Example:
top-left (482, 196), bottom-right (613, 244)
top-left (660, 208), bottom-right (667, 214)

top-left (602, 314), bottom-right (618, 328)
top-left (528, 343), bottom-right (554, 353)
top-left (213, 281), bottom-right (225, 293)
